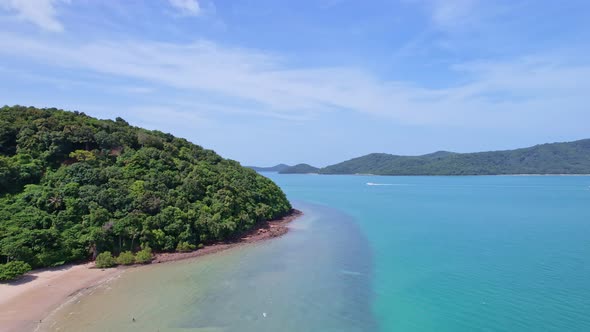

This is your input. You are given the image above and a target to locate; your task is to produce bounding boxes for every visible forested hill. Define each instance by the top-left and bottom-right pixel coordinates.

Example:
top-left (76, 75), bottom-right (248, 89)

top-left (320, 139), bottom-right (590, 175)
top-left (279, 164), bottom-right (320, 174)
top-left (247, 164), bottom-right (290, 172)
top-left (0, 106), bottom-right (291, 269)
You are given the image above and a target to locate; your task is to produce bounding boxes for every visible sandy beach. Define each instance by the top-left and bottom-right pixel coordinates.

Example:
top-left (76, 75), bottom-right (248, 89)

top-left (0, 264), bottom-right (122, 332)
top-left (0, 209), bottom-right (302, 332)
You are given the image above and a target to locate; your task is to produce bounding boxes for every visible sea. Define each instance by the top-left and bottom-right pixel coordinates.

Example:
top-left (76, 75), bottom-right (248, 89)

top-left (42, 175), bottom-right (590, 331)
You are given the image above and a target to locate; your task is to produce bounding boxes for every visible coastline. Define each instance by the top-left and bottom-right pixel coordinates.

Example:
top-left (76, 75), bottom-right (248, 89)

top-left (0, 209), bottom-right (302, 332)
top-left (276, 172), bottom-right (590, 176)
top-left (0, 264), bottom-right (123, 332)
top-left (152, 208), bottom-right (303, 264)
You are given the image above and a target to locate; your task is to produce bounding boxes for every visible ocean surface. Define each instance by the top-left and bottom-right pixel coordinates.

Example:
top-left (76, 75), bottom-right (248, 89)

top-left (43, 175), bottom-right (590, 331)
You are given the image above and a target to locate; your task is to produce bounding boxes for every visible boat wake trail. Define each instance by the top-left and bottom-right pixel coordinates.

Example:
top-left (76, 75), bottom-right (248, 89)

top-left (366, 182), bottom-right (404, 186)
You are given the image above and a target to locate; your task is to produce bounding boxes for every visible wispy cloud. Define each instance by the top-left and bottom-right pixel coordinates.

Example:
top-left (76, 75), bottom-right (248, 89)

top-left (0, 31), bottom-right (588, 131)
top-left (0, 0), bottom-right (68, 31)
top-left (411, 0), bottom-right (518, 34)
top-left (428, 0), bottom-right (478, 28)
top-left (168, 0), bottom-right (200, 16)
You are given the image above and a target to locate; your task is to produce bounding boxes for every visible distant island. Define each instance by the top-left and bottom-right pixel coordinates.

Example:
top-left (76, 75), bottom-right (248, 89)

top-left (247, 163), bottom-right (291, 172)
top-left (320, 139), bottom-right (590, 175)
top-left (248, 163), bottom-right (320, 174)
top-left (280, 164), bottom-right (320, 174)
top-left (252, 139), bottom-right (590, 176)
top-left (0, 106), bottom-right (293, 280)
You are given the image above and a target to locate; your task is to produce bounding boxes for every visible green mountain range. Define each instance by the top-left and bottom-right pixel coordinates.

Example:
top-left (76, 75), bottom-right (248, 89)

top-left (253, 139), bottom-right (590, 176)
top-left (320, 139), bottom-right (590, 175)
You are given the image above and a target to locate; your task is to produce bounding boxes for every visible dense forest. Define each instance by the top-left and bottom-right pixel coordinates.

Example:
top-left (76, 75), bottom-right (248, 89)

top-left (0, 106), bottom-right (291, 275)
top-left (279, 164), bottom-right (320, 174)
top-left (319, 140), bottom-right (590, 175)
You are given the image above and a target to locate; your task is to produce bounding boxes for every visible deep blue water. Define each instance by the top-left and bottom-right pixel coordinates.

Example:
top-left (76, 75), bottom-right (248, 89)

top-left (45, 175), bottom-right (590, 331)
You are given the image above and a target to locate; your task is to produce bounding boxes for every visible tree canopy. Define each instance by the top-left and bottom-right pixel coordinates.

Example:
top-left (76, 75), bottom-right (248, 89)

top-left (0, 106), bottom-right (291, 270)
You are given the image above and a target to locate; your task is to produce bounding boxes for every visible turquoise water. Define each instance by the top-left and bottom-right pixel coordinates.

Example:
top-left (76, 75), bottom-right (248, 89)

top-left (42, 202), bottom-right (376, 331)
top-left (45, 175), bottom-right (590, 331)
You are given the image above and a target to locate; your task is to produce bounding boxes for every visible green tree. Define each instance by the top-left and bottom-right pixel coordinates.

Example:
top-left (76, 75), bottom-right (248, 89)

top-left (95, 251), bottom-right (116, 268)
top-left (69, 150), bottom-right (96, 162)
top-left (0, 261), bottom-right (31, 281)
top-left (116, 251), bottom-right (135, 265)
top-left (134, 247), bottom-right (152, 264)
top-left (176, 241), bottom-right (196, 252)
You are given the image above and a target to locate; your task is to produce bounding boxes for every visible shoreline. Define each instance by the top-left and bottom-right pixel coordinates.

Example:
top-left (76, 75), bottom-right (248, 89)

top-left (265, 171), bottom-right (590, 177)
top-left (0, 209), bottom-right (302, 332)
top-left (0, 264), bottom-right (123, 332)
top-left (152, 208), bottom-right (303, 264)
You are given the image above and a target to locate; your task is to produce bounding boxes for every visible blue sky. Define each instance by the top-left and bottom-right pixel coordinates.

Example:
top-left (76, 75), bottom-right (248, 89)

top-left (0, 0), bottom-right (589, 166)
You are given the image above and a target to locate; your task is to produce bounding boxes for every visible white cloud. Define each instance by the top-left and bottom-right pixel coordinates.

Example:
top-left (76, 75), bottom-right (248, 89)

top-left (0, 0), bottom-right (68, 31)
top-left (404, 0), bottom-right (482, 29)
top-left (0, 32), bottom-right (588, 131)
top-left (429, 0), bottom-right (477, 28)
top-left (168, 0), bottom-right (200, 16)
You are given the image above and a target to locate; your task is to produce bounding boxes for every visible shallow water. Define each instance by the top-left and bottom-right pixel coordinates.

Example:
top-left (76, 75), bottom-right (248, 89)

top-left (42, 202), bottom-right (376, 331)
top-left (44, 175), bottom-right (590, 331)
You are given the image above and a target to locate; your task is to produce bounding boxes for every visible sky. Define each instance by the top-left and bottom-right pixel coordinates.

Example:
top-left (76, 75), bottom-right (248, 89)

top-left (0, 0), bottom-right (589, 167)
